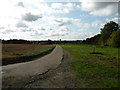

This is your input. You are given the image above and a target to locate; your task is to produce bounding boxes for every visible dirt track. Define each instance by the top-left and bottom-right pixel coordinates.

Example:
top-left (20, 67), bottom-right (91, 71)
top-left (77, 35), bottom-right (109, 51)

top-left (1, 46), bottom-right (78, 88)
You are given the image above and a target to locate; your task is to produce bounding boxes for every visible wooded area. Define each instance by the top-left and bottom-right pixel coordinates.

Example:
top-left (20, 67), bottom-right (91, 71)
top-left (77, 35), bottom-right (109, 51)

top-left (82, 21), bottom-right (120, 48)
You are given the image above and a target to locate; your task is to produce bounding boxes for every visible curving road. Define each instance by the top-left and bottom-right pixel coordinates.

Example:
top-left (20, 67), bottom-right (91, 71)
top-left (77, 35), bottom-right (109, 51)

top-left (1, 45), bottom-right (64, 88)
top-left (1, 45), bottom-right (63, 76)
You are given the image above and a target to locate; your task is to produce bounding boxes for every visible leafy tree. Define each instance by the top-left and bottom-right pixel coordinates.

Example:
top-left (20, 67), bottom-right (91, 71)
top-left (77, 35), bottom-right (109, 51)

top-left (100, 21), bottom-right (119, 46)
top-left (107, 30), bottom-right (120, 47)
top-left (82, 34), bottom-right (101, 45)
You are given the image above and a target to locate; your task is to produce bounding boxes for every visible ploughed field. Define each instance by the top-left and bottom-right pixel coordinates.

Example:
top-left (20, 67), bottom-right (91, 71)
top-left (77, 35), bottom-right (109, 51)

top-left (2, 44), bottom-right (55, 65)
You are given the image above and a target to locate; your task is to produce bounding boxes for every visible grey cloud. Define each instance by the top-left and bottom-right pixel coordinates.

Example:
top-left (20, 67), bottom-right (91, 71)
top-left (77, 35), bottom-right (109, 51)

top-left (21, 28), bottom-right (32, 32)
top-left (22, 13), bottom-right (42, 22)
top-left (51, 33), bottom-right (68, 37)
top-left (54, 19), bottom-right (62, 22)
top-left (58, 22), bottom-right (71, 26)
top-left (51, 33), bottom-right (61, 36)
top-left (16, 21), bottom-right (28, 28)
top-left (0, 27), bottom-right (5, 29)
top-left (50, 28), bottom-right (53, 30)
top-left (58, 23), bottom-right (65, 26)
top-left (41, 27), bottom-right (45, 30)
top-left (2, 29), bottom-right (14, 34)
top-left (54, 19), bottom-right (71, 26)
top-left (60, 32), bottom-right (69, 36)
top-left (91, 2), bottom-right (117, 10)
top-left (18, 2), bottom-right (24, 7)
top-left (31, 31), bottom-right (43, 36)
top-left (81, 2), bottom-right (118, 16)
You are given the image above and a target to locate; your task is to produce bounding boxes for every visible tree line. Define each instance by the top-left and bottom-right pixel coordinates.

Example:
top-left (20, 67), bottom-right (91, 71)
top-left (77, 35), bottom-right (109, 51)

top-left (1, 21), bottom-right (119, 47)
top-left (1, 39), bottom-right (82, 44)
top-left (82, 21), bottom-right (120, 48)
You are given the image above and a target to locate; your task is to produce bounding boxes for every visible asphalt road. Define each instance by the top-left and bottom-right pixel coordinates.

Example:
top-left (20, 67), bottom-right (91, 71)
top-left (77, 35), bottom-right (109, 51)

top-left (1, 45), bottom-right (63, 76)
top-left (1, 45), bottom-right (63, 88)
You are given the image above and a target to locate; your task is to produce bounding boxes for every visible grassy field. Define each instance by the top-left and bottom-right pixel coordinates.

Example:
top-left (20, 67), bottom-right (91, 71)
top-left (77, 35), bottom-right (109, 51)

top-left (2, 44), bottom-right (55, 65)
top-left (61, 44), bottom-right (119, 88)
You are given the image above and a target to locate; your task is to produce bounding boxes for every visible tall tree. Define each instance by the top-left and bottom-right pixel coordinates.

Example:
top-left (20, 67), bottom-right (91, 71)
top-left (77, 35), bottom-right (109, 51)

top-left (100, 21), bottom-right (119, 46)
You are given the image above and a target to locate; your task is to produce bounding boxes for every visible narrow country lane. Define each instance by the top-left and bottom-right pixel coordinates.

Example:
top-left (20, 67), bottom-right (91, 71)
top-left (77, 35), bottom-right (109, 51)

top-left (1, 46), bottom-right (66, 88)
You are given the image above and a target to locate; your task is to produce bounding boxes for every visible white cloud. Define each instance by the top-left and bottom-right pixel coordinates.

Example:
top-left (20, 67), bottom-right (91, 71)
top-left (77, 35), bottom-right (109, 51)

top-left (0, 12), bottom-right (103, 40)
top-left (51, 3), bottom-right (63, 9)
top-left (0, 1), bottom-right (112, 40)
top-left (106, 17), bottom-right (119, 23)
top-left (51, 3), bottom-right (80, 14)
top-left (111, 17), bottom-right (119, 23)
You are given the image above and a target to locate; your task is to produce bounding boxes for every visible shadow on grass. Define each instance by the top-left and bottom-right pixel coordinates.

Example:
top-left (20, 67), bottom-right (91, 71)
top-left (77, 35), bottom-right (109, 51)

top-left (90, 52), bottom-right (104, 55)
top-left (2, 47), bottom-right (55, 66)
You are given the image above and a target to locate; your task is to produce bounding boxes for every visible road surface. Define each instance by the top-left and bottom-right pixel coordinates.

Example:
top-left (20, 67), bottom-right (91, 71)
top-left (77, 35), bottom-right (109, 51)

top-left (1, 45), bottom-right (64, 88)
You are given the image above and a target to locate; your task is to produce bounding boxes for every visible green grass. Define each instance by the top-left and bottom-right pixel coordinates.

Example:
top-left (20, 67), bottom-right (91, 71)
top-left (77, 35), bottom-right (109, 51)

top-left (21, 47), bottom-right (54, 57)
top-left (61, 44), bottom-right (119, 88)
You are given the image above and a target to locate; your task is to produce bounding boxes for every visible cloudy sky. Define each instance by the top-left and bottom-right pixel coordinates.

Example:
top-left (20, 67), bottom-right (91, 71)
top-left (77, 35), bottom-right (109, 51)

top-left (0, 0), bottom-right (119, 40)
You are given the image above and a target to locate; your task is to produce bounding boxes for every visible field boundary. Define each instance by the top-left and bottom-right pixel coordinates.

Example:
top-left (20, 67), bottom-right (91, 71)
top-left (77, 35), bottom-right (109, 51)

top-left (2, 46), bottom-right (55, 66)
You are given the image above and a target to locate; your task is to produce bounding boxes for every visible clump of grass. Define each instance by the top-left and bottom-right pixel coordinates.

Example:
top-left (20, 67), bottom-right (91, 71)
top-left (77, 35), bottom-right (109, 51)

top-left (61, 44), bottom-right (119, 88)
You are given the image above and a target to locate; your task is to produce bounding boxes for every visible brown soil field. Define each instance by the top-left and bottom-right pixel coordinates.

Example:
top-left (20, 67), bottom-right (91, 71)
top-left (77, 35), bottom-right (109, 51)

top-left (2, 44), bottom-right (53, 59)
top-left (1, 44), bottom-right (55, 65)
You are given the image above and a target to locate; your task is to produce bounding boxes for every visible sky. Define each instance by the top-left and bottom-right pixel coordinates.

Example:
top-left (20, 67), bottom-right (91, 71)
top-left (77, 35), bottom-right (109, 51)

top-left (0, 0), bottom-right (119, 40)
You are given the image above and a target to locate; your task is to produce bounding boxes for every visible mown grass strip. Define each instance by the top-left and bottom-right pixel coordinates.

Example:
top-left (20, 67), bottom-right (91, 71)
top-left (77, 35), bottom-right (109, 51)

top-left (2, 46), bottom-right (55, 66)
top-left (21, 47), bottom-right (54, 57)
top-left (61, 44), bottom-right (119, 88)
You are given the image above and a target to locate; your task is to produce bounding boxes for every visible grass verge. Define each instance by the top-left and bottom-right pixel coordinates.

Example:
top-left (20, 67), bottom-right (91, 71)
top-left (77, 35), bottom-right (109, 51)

top-left (61, 44), bottom-right (119, 88)
top-left (2, 46), bottom-right (55, 66)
